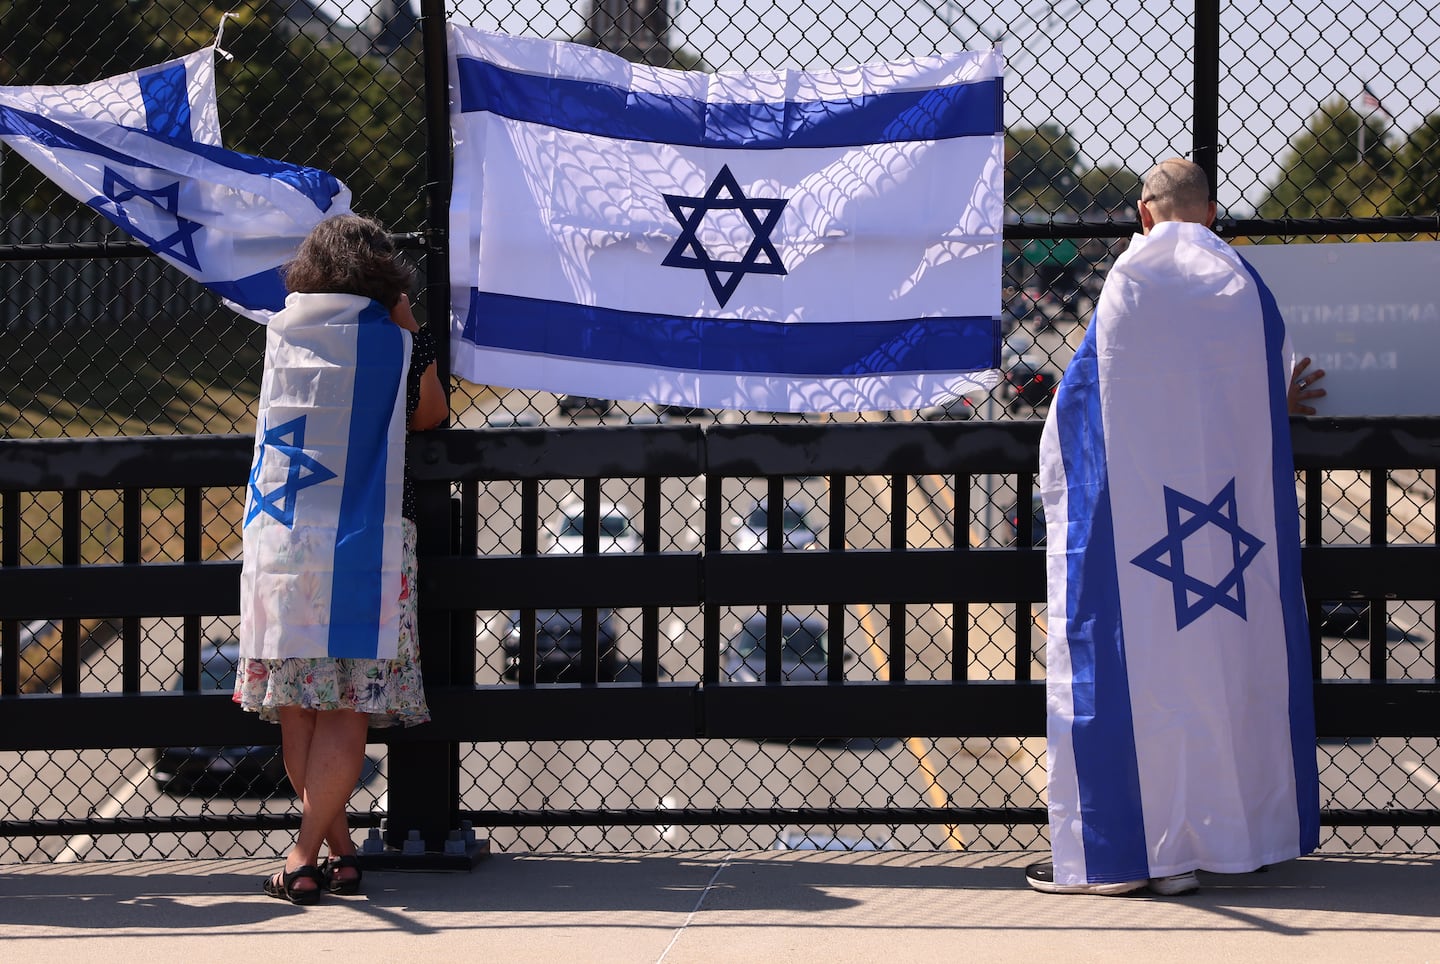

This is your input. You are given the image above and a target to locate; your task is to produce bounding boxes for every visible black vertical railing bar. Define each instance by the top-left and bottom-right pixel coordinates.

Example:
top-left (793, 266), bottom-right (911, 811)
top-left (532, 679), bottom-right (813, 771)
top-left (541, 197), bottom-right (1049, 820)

top-left (953, 473), bottom-right (971, 683)
top-left (1, 492), bottom-right (17, 696)
top-left (888, 473), bottom-right (906, 683)
top-left (1369, 470), bottom-right (1388, 680)
top-left (1013, 472), bottom-right (1035, 683)
top-left (702, 471), bottom-right (722, 684)
top-left (122, 488), bottom-right (141, 693)
top-left (451, 480), bottom-right (478, 685)
top-left (419, 0), bottom-right (454, 389)
top-left (1192, 0), bottom-right (1220, 197)
top-left (827, 474), bottom-right (847, 683)
top-left (517, 478), bottom-right (540, 686)
top-left (764, 476), bottom-right (784, 682)
top-left (581, 477), bottom-right (601, 683)
top-left (182, 485), bottom-right (203, 692)
top-left (61, 488), bottom-right (80, 694)
top-left (641, 475), bottom-right (661, 684)
top-left (765, 476), bottom-right (784, 550)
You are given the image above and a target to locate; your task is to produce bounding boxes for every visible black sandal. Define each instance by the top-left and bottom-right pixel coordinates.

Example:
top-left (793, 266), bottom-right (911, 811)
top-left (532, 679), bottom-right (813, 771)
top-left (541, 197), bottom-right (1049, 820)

top-left (263, 864), bottom-right (325, 905)
top-left (322, 854), bottom-right (363, 895)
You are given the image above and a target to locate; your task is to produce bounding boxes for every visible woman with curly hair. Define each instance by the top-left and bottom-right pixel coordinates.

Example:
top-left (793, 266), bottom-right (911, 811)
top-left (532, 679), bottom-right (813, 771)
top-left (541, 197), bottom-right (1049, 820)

top-left (235, 214), bottom-right (446, 904)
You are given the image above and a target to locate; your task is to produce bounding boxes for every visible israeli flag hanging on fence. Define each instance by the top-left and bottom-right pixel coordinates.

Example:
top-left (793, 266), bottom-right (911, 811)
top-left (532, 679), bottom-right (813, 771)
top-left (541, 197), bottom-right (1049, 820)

top-left (447, 25), bottom-right (1004, 412)
top-left (1038, 221), bottom-right (1319, 886)
top-left (0, 49), bottom-right (351, 322)
top-left (240, 293), bottom-right (410, 661)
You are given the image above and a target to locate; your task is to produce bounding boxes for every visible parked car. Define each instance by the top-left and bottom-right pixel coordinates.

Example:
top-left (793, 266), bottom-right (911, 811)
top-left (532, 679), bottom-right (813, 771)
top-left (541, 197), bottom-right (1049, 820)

top-left (657, 404), bottom-right (709, 420)
top-left (544, 497), bottom-right (642, 555)
top-left (1316, 601), bottom-right (1415, 642)
top-left (1004, 352), bottom-right (1058, 411)
top-left (722, 612), bottom-right (851, 682)
top-left (730, 497), bottom-right (821, 551)
top-left (556, 395), bottom-right (615, 418)
top-left (501, 608), bottom-right (623, 683)
top-left (915, 393), bottom-right (979, 421)
top-left (151, 643), bottom-right (291, 797)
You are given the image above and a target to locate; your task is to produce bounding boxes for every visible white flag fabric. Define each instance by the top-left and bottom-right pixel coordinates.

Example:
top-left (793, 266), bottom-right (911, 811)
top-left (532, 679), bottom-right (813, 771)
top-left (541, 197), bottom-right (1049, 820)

top-left (0, 49), bottom-right (351, 322)
top-left (240, 293), bottom-right (411, 660)
top-left (448, 25), bottom-right (1003, 412)
top-left (1039, 220), bottom-right (1319, 886)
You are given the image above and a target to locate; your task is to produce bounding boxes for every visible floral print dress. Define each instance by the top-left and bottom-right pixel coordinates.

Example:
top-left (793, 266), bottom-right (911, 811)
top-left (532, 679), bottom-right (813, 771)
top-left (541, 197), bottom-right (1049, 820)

top-left (233, 323), bottom-right (438, 728)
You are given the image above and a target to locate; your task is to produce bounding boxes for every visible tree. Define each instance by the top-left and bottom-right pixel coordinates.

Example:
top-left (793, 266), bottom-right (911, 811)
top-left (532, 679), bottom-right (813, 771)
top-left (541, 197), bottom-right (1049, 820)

top-left (1006, 123), bottom-right (1084, 214)
top-left (0, 1), bottom-right (426, 230)
top-left (1257, 98), bottom-right (1396, 222)
top-left (1386, 113), bottom-right (1440, 218)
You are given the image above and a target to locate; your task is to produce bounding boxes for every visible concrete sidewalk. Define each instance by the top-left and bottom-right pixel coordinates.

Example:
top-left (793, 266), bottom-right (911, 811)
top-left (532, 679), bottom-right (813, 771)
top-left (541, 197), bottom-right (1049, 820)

top-left (1, 851), bottom-right (1436, 962)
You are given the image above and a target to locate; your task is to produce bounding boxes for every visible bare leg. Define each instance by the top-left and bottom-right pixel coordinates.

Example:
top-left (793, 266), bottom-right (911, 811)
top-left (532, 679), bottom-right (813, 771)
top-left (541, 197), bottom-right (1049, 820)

top-left (278, 709), bottom-right (359, 863)
top-left (276, 706), bottom-right (368, 893)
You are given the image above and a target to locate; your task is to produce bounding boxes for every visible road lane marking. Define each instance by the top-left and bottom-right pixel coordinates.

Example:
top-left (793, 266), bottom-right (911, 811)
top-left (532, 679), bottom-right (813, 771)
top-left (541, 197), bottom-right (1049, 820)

top-left (855, 603), bottom-right (964, 850)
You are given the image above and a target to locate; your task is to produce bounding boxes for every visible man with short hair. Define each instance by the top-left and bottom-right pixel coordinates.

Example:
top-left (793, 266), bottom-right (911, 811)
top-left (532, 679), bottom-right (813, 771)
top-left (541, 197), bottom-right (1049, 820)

top-left (1026, 158), bottom-right (1321, 897)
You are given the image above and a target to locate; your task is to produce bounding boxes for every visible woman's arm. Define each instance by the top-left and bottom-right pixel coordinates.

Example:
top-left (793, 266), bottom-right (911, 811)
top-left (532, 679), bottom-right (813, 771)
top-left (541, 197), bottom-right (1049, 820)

top-left (410, 362), bottom-right (448, 431)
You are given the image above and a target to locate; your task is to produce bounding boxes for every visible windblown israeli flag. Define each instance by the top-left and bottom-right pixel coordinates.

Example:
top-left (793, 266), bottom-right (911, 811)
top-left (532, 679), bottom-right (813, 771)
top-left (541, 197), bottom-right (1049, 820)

top-left (448, 25), bottom-right (1003, 412)
top-left (0, 49), bottom-right (351, 322)
top-left (1039, 221), bottom-right (1319, 886)
top-left (240, 293), bottom-right (410, 660)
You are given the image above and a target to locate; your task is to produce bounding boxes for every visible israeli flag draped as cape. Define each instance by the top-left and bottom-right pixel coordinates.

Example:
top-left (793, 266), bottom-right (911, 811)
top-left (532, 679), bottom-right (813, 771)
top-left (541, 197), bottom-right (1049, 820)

top-left (1039, 221), bottom-right (1319, 885)
top-left (448, 25), bottom-right (1004, 412)
top-left (240, 293), bottom-right (411, 660)
top-left (0, 49), bottom-right (351, 322)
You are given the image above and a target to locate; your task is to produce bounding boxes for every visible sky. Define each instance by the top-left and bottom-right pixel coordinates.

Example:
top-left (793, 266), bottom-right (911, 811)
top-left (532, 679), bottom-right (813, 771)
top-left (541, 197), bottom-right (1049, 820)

top-left (318, 0), bottom-right (1440, 215)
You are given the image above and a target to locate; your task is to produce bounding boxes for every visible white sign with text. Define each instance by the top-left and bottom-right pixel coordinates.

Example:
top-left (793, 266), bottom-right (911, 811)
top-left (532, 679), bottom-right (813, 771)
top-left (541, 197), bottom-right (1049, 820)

top-left (1241, 240), bottom-right (1440, 415)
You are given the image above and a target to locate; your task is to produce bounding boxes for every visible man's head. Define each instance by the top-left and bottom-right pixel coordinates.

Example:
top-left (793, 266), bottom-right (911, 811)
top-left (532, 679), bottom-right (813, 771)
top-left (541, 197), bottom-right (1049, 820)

top-left (1138, 158), bottom-right (1216, 233)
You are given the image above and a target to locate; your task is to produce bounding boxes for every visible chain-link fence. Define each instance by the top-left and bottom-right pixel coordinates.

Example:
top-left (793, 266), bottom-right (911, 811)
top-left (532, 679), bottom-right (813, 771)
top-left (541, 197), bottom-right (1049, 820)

top-left (1, 0), bottom-right (1438, 862)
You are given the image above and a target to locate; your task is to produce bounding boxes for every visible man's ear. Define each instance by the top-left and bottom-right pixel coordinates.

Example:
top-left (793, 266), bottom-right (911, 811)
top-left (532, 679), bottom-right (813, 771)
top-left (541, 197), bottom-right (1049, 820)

top-left (1138, 199), bottom-right (1155, 234)
top-left (1205, 200), bottom-right (1217, 228)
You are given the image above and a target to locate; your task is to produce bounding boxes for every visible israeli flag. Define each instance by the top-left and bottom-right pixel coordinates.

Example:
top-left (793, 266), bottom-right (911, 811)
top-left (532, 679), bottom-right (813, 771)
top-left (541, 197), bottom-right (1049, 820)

top-left (240, 293), bottom-right (410, 660)
top-left (0, 49), bottom-right (351, 322)
top-left (448, 25), bottom-right (1003, 412)
top-left (1039, 221), bottom-right (1319, 885)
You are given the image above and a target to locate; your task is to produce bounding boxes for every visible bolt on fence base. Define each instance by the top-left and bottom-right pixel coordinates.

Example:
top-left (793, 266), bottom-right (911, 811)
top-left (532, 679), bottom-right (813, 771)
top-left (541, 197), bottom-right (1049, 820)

top-left (354, 820), bottom-right (491, 872)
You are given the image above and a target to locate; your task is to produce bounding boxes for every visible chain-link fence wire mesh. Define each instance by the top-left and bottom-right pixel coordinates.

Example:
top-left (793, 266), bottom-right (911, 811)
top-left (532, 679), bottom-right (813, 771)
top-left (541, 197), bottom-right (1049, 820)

top-left (2, 0), bottom-right (1438, 860)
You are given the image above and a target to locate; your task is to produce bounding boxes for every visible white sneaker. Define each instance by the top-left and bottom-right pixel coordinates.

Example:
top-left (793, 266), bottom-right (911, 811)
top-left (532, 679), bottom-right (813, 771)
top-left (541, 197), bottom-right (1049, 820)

top-left (1025, 861), bottom-right (1147, 895)
top-left (1149, 871), bottom-right (1200, 896)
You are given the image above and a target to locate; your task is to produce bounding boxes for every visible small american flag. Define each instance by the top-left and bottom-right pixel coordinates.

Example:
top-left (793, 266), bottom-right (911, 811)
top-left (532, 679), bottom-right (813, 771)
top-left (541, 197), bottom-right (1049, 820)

top-left (1362, 83), bottom-right (1391, 117)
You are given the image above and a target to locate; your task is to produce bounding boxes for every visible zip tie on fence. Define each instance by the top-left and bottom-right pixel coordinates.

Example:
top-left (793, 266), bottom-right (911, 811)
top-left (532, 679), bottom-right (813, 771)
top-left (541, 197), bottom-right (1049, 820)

top-left (214, 11), bottom-right (239, 62)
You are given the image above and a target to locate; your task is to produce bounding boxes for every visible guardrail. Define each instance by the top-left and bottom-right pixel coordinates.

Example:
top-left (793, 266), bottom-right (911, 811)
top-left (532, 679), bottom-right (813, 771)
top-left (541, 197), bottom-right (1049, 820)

top-left (1, 418), bottom-right (1438, 853)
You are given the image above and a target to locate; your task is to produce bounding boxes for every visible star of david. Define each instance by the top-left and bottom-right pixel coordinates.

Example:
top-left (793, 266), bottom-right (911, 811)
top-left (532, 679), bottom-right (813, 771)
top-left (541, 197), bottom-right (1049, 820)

top-left (244, 415), bottom-right (337, 529)
top-left (661, 164), bottom-right (788, 307)
top-left (90, 168), bottom-right (204, 270)
top-left (1130, 478), bottom-right (1266, 631)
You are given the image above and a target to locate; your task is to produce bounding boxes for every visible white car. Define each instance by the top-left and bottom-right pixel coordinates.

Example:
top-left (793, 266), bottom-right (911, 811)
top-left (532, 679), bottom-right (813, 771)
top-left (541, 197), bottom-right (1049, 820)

top-left (544, 497), bottom-right (642, 554)
top-left (729, 497), bottom-right (821, 551)
top-left (722, 613), bottom-right (851, 683)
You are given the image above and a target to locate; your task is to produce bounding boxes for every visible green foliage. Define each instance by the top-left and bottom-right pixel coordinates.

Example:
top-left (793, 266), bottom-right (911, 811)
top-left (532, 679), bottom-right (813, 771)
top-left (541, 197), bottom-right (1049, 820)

top-left (213, 6), bottom-right (427, 229)
top-left (1257, 98), bottom-right (1396, 222)
top-left (1388, 114), bottom-right (1440, 217)
top-left (0, 1), bottom-right (427, 232)
top-left (1006, 124), bottom-right (1142, 219)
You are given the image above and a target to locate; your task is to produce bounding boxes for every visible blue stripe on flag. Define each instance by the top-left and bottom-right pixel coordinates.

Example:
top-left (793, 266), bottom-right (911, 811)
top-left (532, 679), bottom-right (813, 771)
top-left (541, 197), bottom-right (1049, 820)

top-left (205, 267), bottom-right (289, 313)
top-left (1245, 257), bottom-right (1322, 852)
top-left (139, 62), bottom-right (193, 141)
top-left (1055, 326), bottom-right (1150, 882)
top-left (463, 290), bottom-right (999, 376)
top-left (327, 301), bottom-right (405, 659)
top-left (456, 57), bottom-right (1002, 148)
top-left (0, 103), bottom-right (344, 214)
top-left (0, 103), bottom-right (161, 167)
